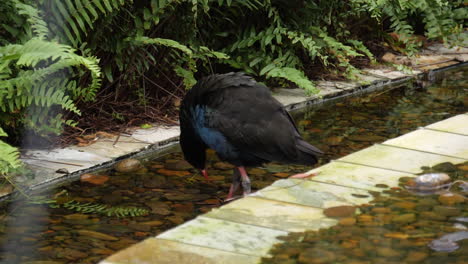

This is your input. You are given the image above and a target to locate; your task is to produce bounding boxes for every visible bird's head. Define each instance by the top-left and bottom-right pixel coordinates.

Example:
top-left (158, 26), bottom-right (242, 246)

top-left (185, 149), bottom-right (206, 171)
top-left (180, 129), bottom-right (207, 173)
top-left (183, 148), bottom-right (209, 179)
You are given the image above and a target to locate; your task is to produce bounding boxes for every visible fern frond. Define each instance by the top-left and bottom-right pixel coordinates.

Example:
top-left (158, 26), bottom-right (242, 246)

top-left (61, 200), bottom-right (149, 217)
top-left (0, 37), bottom-right (101, 136)
top-left (266, 67), bottom-right (319, 95)
top-left (45, 0), bottom-right (128, 45)
top-left (128, 36), bottom-right (193, 56)
top-left (14, 1), bottom-right (48, 39)
top-left (0, 128), bottom-right (22, 175)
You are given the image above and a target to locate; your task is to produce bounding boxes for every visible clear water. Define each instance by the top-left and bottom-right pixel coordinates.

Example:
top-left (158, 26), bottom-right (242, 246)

top-left (262, 161), bottom-right (468, 264)
top-left (0, 66), bottom-right (466, 264)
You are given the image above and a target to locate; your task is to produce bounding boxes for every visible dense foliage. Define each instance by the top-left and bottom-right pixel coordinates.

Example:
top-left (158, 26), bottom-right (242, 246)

top-left (0, 0), bottom-right (466, 177)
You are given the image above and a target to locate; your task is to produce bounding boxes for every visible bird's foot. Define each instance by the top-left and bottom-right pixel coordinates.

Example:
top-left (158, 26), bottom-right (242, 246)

top-left (289, 171), bottom-right (320, 179)
top-left (241, 178), bottom-right (251, 195)
top-left (224, 195), bottom-right (243, 202)
top-left (201, 169), bottom-right (211, 181)
top-left (226, 182), bottom-right (241, 200)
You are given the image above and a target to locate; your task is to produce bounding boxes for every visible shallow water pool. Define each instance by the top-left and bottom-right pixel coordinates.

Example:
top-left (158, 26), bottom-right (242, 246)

top-left (0, 65), bottom-right (466, 263)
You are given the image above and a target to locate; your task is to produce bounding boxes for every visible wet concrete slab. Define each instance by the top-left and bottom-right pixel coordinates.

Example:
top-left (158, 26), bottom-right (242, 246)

top-left (383, 128), bottom-right (468, 159)
top-left (305, 161), bottom-right (412, 191)
top-left (205, 196), bottom-right (337, 232)
top-left (254, 179), bottom-right (373, 208)
top-left (338, 144), bottom-right (466, 174)
top-left (101, 238), bottom-right (259, 264)
top-left (68, 136), bottom-right (150, 158)
top-left (157, 216), bottom-right (287, 257)
top-left (426, 114), bottom-right (468, 135)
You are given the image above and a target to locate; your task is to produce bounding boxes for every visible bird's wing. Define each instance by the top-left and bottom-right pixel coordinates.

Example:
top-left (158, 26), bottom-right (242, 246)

top-left (205, 86), bottom-right (300, 163)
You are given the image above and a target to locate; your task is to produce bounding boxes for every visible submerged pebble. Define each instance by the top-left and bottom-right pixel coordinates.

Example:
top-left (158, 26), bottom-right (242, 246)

top-left (324, 206), bottom-right (356, 218)
top-left (428, 231), bottom-right (468, 252)
top-left (404, 173), bottom-right (451, 194)
top-left (114, 159), bottom-right (142, 173)
top-left (438, 192), bottom-right (465, 206)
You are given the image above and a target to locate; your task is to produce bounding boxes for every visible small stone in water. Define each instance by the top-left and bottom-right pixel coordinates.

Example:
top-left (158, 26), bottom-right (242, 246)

top-left (167, 215), bottom-right (184, 225)
top-left (438, 192), bottom-right (465, 206)
top-left (80, 173), bottom-right (109, 185)
top-left (453, 223), bottom-right (467, 230)
top-left (164, 160), bottom-right (192, 171)
top-left (451, 217), bottom-right (468, 223)
top-left (420, 211), bottom-right (447, 221)
top-left (140, 220), bottom-right (164, 226)
top-left (55, 168), bottom-right (69, 174)
top-left (392, 201), bottom-right (417, 210)
top-left (428, 230), bottom-right (468, 253)
top-left (323, 206), bottom-right (356, 218)
top-left (351, 193), bottom-right (369, 198)
top-left (76, 230), bottom-right (119, 241)
top-left (391, 213), bottom-right (416, 223)
top-left (432, 162), bottom-right (458, 172)
top-left (371, 207), bottom-right (391, 214)
top-left (404, 251), bottom-right (428, 262)
top-left (63, 214), bottom-right (89, 220)
top-left (384, 232), bottom-right (409, 239)
top-left (339, 217), bottom-right (356, 226)
top-left (375, 183), bottom-right (389, 188)
top-left (61, 248), bottom-right (89, 260)
top-left (404, 173), bottom-right (451, 193)
top-left (376, 247), bottom-right (401, 257)
top-left (114, 159), bottom-right (142, 173)
top-left (157, 169), bottom-right (191, 177)
top-left (433, 206), bottom-right (461, 217)
top-left (298, 248), bottom-right (336, 263)
top-left (128, 223), bottom-right (151, 232)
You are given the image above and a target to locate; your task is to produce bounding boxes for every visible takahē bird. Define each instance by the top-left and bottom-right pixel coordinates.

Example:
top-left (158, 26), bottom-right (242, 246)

top-left (179, 72), bottom-right (323, 200)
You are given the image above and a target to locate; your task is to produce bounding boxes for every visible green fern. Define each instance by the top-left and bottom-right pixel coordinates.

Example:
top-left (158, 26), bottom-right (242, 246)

top-left (0, 127), bottom-right (22, 176)
top-left (266, 67), bottom-right (318, 95)
top-left (44, 0), bottom-right (129, 46)
top-left (15, 1), bottom-right (48, 40)
top-left (61, 200), bottom-right (149, 217)
top-left (129, 36), bottom-right (193, 56)
top-left (0, 2), bottom-right (102, 138)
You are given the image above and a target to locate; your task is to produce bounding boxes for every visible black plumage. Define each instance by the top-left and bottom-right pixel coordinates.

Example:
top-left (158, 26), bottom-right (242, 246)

top-left (180, 72), bottom-right (323, 199)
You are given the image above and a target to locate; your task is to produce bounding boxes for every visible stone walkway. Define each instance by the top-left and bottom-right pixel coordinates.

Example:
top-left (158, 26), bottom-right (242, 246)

top-left (100, 113), bottom-right (468, 264)
top-left (9, 43), bottom-right (466, 197)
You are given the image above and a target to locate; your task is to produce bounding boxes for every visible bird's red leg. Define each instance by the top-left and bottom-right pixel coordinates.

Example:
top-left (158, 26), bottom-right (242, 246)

top-left (238, 166), bottom-right (251, 196)
top-left (226, 182), bottom-right (240, 201)
top-left (201, 169), bottom-right (211, 181)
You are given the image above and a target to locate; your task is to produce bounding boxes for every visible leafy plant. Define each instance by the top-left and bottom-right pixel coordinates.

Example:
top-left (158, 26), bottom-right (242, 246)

top-left (353, 0), bottom-right (466, 54)
top-left (0, 128), bottom-right (22, 177)
top-left (0, 0), bottom-right (465, 147)
top-left (26, 190), bottom-right (150, 217)
top-left (58, 200), bottom-right (149, 217)
top-left (0, 0), bottom-right (102, 139)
